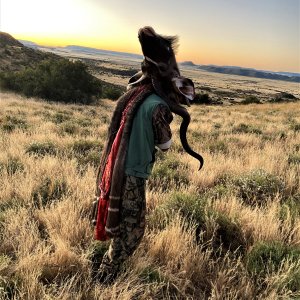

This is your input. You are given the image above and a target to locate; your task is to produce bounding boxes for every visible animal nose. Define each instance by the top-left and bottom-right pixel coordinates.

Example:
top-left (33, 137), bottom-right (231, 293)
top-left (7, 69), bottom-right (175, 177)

top-left (139, 26), bottom-right (156, 37)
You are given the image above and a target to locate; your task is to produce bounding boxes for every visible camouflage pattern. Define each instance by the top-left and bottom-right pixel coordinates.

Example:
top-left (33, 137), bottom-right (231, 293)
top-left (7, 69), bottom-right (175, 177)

top-left (98, 175), bottom-right (146, 276)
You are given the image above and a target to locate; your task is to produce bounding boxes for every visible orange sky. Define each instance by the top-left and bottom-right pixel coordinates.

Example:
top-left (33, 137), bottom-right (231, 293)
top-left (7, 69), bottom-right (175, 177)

top-left (1, 0), bottom-right (299, 72)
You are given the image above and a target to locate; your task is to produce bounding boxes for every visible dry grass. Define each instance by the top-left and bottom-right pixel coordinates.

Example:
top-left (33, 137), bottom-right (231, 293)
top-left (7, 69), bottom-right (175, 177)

top-left (0, 91), bottom-right (299, 299)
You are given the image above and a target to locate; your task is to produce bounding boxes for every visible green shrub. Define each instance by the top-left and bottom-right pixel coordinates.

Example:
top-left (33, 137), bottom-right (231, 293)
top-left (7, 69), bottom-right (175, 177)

top-left (0, 157), bottom-right (24, 175)
top-left (71, 139), bottom-right (102, 156)
top-left (60, 121), bottom-right (80, 135)
top-left (51, 112), bottom-right (71, 124)
top-left (0, 59), bottom-right (102, 104)
top-left (208, 140), bottom-right (228, 154)
top-left (234, 170), bottom-right (284, 206)
top-left (148, 191), bottom-right (207, 233)
top-left (247, 241), bottom-right (300, 291)
top-left (241, 96), bottom-right (261, 104)
top-left (288, 153), bottom-right (300, 165)
top-left (213, 123), bottom-right (222, 130)
top-left (80, 151), bottom-right (102, 168)
top-left (270, 92), bottom-right (298, 103)
top-left (5, 157), bottom-right (24, 175)
top-left (102, 85), bottom-right (123, 100)
top-left (206, 183), bottom-right (234, 200)
top-left (280, 194), bottom-right (300, 222)
top-left (32, 177), bottom-right (68, 208)
top-left (76, 118), bottom-right (93, 128)
top-left (0, 275), bottom-right (19, 300)
top-left (25, 141), bottom-right (57, 156)
top-left (213, 213), bottom-right (250, 256)
top-left (139, 266), bottom-right (166, 284)
top-left (290, 123), bottom-right (300, 132)
top-left (148, 155), bottom-right (189, 190)
top-left (88, 240), bottom-right (110, 279)
top-left (149, 191), bottom-right (249, 255)
top-left (193, 93), bottom-right (211, 104)
top-left (1, 115), bottom-right (28, 132)
top-left (232, 123), bottom-right (262, 135)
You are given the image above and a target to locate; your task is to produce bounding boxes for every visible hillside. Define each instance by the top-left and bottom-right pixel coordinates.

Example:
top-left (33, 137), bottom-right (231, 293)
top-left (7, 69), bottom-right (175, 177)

top-left (0, 91), bottom-right (299, 299)
top-left (197, 65), bottom-right (300, 83)
top-left (0, 32), bottom-right (60, 72)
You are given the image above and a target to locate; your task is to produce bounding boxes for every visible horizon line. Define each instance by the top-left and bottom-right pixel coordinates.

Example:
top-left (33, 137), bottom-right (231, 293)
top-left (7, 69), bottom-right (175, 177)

top-left (17, 38), bottom-right (300, 75)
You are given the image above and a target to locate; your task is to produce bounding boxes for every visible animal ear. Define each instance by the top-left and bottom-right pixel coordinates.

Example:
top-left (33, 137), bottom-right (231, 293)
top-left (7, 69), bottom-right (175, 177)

top-left (166, 35), bottom-right (179, 53)
top-left (172, 77), bottom-right (195, 105)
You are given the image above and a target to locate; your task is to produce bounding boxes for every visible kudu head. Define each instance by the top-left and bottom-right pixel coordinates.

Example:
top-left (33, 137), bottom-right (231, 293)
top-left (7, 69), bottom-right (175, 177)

top-left (128, 26), bottom-right (204, 170)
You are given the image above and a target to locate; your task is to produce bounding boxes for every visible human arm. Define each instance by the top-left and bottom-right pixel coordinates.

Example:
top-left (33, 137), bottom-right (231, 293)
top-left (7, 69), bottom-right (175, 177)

top-left (152, 104), bottom-right (173, 152)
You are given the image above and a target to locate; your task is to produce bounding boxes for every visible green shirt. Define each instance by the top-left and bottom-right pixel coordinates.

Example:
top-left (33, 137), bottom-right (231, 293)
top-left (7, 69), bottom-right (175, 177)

top-left (125, 93), bottom-right (170, 179)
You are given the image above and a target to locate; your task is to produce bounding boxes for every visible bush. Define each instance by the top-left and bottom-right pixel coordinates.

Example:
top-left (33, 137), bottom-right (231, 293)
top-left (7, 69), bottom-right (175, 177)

top-left (71, 139), bottom-right (102, 156)
top-left (102, 85), bottom-right (123, 100)
top-left (25, 141), bottom-right (57, 157)
top-left (288, 153), bottom-right (300, 165)
top-left (241, 96), bottom-right (261, 104)
top-left (0, 274), bottom-right (19, 300)
top-left (88, 240), bottom-right (110, 279)
top-left (213, 213), bottom-right (249, 255)
top-left (206, 183), bottom-right (234, 200)
top-left (1, 115), bottom-right (28, 132)
top-left (149, 191), bottom-right (249, 255)
top-left (148, 155), bottom-right (189, 190)
top-left (32, 177), bottom-right (68, 208)
top-left (270, 92), bottom-right (298, 103)
top-left (0, 59), bottom-right (102, 104)
top-left (234, 170), bottom-right (285, 206)
top-left (193, 93), bottom-right (211, 104)
top-left (76, 118), bottom-right (93, 127)
top-left (208, 140), bottom-right (228, 154)
top-left (4, 157), bottom-right (24, 175)
top-left (247, 241), bottom-right (300, 291)
top-left (60, 121), bottom-right (80, 135)
top-left (51, 112), bottom-right (71, 124)
top-left (280, 194), bottom-right (300, 222)
top-left (139, 265), bottom-right (166, 284)
top-left (148, 191), bottom-right (207, 233)
top-left (290, 123), bottom-right (300, 132)
top-left (232, 123), bottom-right (262, 135)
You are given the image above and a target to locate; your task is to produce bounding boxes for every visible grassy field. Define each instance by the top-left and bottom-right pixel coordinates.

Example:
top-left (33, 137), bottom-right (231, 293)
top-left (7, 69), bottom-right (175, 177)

top-left (0, 91), bottom-right (299, 299)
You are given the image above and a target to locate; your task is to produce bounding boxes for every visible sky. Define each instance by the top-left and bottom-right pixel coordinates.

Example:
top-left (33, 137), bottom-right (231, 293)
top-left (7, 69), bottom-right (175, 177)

top-left (1, 0), bottom-right (299, 72)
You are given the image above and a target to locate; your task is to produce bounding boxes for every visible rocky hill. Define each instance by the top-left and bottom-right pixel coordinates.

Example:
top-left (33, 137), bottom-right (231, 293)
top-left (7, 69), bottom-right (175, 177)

top-left (0, 32), bottom-right (60, 72)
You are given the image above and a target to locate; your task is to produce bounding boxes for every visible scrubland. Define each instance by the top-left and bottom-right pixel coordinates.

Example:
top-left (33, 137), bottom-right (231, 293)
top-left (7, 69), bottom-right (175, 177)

top-left (0, 91), bottom-right (299, 299)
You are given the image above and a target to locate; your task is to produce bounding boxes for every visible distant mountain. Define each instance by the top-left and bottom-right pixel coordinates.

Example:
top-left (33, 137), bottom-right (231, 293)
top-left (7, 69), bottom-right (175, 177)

top-left (18, 40), bottom-right (39, 48)
top-left (180, 61), bottom-right (196, 67)
top-left (0, 32), bottom-right (59, 72)
top-left (65, 45), bottom-right (143, 60)
top-left (275, 71), bottom-right (300, 78)
top-left (197, 65), bottom-right (300, 83)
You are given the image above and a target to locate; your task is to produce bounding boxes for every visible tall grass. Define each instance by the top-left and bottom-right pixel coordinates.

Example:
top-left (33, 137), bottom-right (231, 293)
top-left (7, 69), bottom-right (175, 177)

top-left (0, 91), bottom-right (299, 299)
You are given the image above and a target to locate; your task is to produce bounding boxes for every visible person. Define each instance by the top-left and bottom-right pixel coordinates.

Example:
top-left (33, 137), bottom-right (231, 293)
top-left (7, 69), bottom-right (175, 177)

top-left (93, 26), bottom-right (203, 283)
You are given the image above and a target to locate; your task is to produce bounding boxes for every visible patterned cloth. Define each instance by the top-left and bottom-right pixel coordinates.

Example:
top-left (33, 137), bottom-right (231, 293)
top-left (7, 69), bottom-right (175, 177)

top-left (152, 104), bottom-right (173, 145)
top-left (99, 175), bottom-right (146, 276)
top-left (97, 99), bottom-right (172, 279)
top-left (94, 85), bottom-right (153, 240)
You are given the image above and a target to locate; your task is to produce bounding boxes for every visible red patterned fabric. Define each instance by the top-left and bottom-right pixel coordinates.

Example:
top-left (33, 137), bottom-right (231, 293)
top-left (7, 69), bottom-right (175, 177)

top-left (94, 87), bottom-right (143, 241)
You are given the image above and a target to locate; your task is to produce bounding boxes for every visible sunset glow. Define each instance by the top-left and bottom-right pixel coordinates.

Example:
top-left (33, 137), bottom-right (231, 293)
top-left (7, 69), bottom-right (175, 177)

top-left (1, 0), bottom-right (299, 72)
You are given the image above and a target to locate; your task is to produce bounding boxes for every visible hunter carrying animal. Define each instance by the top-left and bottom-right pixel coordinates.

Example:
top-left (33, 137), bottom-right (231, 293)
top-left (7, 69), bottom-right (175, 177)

top-left (92, 26), bottom-right (204, 283)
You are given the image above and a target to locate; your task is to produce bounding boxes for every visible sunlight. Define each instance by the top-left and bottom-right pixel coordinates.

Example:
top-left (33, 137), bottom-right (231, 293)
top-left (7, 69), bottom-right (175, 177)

top-left (1, 0), bottom-right (107, 43)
